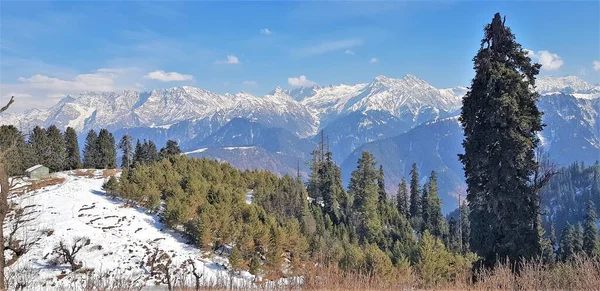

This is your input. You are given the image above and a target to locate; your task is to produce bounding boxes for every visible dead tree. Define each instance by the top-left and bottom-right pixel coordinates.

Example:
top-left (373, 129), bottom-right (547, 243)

top-left (53, 237), bottom-right (91, 271)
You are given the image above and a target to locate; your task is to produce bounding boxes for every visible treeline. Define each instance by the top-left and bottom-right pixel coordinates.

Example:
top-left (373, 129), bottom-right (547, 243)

top-left (0, 125), bottom-right (182, 175)
top-left (541, 162), bottom-right (600, 260)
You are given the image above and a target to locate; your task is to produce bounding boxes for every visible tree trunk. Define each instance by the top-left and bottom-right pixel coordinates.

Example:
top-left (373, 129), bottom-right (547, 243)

top-left (0, 165), bottom-right (9, 290)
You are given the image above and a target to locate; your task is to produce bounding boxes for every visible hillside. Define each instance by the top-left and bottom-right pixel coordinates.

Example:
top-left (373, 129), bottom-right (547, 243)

top-left (5, 171), bottom-right (254, 290)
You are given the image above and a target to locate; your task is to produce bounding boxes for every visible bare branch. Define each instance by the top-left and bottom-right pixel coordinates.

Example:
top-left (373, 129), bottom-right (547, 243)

top-left (0, 96), bottom-right (15, 114)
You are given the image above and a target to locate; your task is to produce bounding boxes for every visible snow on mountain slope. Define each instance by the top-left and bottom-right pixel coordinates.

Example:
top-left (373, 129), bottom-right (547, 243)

top-left (536, 76), bottom-right (600, 96)
top-left (343, 75), bottom-right (463, 116)
top-left (6, 171), bottom-right (253, 290)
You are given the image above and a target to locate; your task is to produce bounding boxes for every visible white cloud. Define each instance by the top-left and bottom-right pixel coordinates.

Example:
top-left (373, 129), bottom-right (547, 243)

top-left (369, 57), bottom-right (379, 63)
top-left (215, 55), bottom-right (240, 65)
top-left (288, 75), bottom-right (317, 87)
top-left (144, 70), bottom-right (194, 82)
top-left (526, 49), bottom-right (564, 70)
top-left (18, 73), bottom-right (115, 92)
top-left (2, 67), bottom-right (144, 112)
top-left (260, 28), bottom-right (272, 35)
top-left (292, 38), bottom-right (363, 56)
top-left (344, 49), bottom-right (355, 55)
top-left (593, 60), bottom-right (600, 71)
top-left (242, 80), bottom-right (257, 86)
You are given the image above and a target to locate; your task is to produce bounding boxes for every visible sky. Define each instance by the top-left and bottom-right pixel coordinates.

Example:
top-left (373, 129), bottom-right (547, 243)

top-left (1, 1), bottom-right (599, 112)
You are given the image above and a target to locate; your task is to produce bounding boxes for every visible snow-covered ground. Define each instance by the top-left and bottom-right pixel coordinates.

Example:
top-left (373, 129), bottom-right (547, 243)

top-left (5, 171), bottom-right (257, 290)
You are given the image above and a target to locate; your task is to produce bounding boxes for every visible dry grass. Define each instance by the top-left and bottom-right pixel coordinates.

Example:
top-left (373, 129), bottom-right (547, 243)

top-left (73, 169), bottom-right (96, 178)
top-left (27, 177), bottom-right (65, 191)
top-left (102, 169), bottom-right (122, 177)
top-left (8, 256), bottom-right (599, 290)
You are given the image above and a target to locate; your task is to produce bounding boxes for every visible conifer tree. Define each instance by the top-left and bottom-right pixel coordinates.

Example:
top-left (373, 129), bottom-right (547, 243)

top-left (377, 165), bottom-right (387, 204)
top-left (0, 125), bottom-right (34, 176)
top-left (133, 139), bottom-right (143, 166)
top-left (30, 126), bottom-right (49, 166)
top-left (118, 135), bottom-right (133, 169)
top-left (318, 151), bottom-right (347, 224)
top-left (574, 223), bottom-right (584, 255)
top-left (396, 178), bottom-right (409, 219)
top-left (160, 140), bottom-right (181, 158)
top-left (409, 163), bottom-right (421, 227)
top-left (45, 125), bottom-right (66, 172)
top-left (229, 246), bottom-right (244, 273)
top-left (583, 201), bottom-right (599, 257)
top-left (459, 13), bottom-right (544, 265)
top-left (348, 152), bottom-right (382, 243)
top-left (422, 171), bottom-right (444, 238)
top-left (64, 127), bottom-right (81, 170)
top-left (559, 223), bottom-right (575, 261)
top-left (459, 202), bottom-right (470, 254)
top-left (97, 129), bottom-right (117, 169)
top-left (83, 130), bottom-right (99, 169)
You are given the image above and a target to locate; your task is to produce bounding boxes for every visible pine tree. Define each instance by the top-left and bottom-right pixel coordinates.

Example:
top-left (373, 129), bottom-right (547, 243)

top-left (160, 140), bottom-right (181, 158)
top-left (118, 135), bottom-right (133, 169)
top-left (409, 163), bottom-right (422, 227)
top-left (318, 151), bottom-right (347, 224)
top-left (574, 223), bottom-right (584, 255)
top-left (396, 177), bottom-right (409, 219)
top-left (348, 152), bottom-right (382, 244)
top-left (559, 223), bottom-right (575, 261)
top-left (97, 129), bottom-right (117, 169)
top-left (229, 246), bottom-right (244, 273)
top-left (133, 139), bottom-right (143, 166)
top-left (459, 202), bottom-right (470, 254)
top-left (0, 125), bottom-right (34, 176)
top-left (45, 125), bottom-right (66, 172)
top-left (377, 165), bottom-right (387, 204)
top-left (422, 171), bottom-right (444, 238)
top-left (83, 130), bottom-right (99, 169)
top-left (30, 126), bottom-right (49, 166)
top-left (64, 127), bottom-right (81, 170)
top-left (583, 201), bottom-right (599, 257)
top-left (448, 217), bottom-right (461, 253)
top-left (459, 13), bottom-right (544, 265)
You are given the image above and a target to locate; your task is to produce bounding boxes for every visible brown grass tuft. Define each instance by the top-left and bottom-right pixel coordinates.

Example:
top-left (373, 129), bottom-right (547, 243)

top-left (27, 177), bottom-right (65, 191)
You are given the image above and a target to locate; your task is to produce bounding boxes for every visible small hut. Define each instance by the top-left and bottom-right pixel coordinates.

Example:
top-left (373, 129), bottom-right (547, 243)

top-left (25, 165), bottom-right (50, 179)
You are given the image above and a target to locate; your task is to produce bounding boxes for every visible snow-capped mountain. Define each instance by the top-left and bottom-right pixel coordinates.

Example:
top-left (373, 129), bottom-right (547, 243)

top-left (536, 76), bottom-right (600, 98)
top-left (2, 75), bottom-right (598, 209)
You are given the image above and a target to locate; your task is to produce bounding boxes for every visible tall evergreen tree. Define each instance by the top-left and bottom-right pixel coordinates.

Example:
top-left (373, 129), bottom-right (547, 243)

top-left (133, 139), bottom-right (143, 166)
top-left (459, 202), bottom-right (470, 254)
top-left (0, 125), bottom-right (34, 176)
top-left (160, 140), bottom-right (181, 158)
top-left (83, 130), bottom-right (99, 169)
top-left (396, 178), bottom-right (409, 219)
top-left (559, 223), bottom-right (575, 261)
top-left (422, 171), bottom-right (444, 238)
top-left (118, 135), bottom-right (134, 169)
top-left (64, 127), bottom-right (81, 170)
top-left (97, 129), bottom-right (117, 169)
top-left (318, 151), bottom-right (347, 224)
top-left (409, 163), bottom-right (421, 225)
top-left (459, 13), bottom-right (544, 265)
top-left (30, 126), bottom-right (49, 166)
top-left (583, 200), bottom-right (599, 257)
top-left (574, 223), bottom-right (584, 256)
top-left (348, 152), bottom-right (382, 243)
top-left (377, 165), bottom-right (387, 204)
top-left (45, 125), bottom-right (66, 172)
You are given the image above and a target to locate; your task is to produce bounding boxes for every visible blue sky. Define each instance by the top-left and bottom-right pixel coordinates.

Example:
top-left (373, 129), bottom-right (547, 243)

top-left (1, 1), bottom-right (599, 112)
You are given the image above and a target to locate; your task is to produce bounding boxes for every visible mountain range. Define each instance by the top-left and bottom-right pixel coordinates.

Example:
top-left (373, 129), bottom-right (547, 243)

top-left (2, 74), bottom-right (599, 213)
